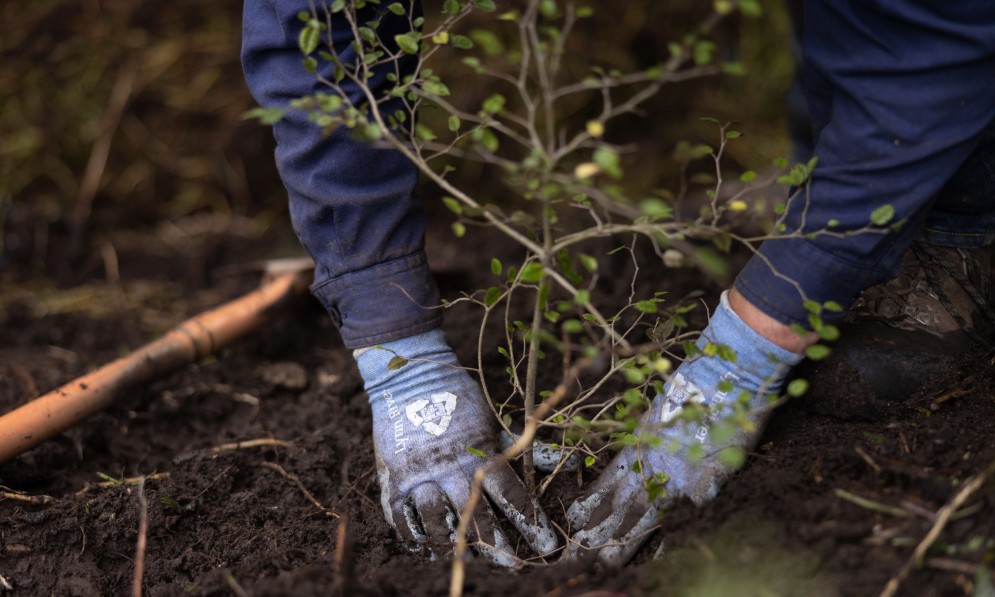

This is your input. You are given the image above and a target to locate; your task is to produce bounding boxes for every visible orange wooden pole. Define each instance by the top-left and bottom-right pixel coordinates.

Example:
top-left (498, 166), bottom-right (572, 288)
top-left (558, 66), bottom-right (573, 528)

top-left (0, 268), bottom-right (312, 463)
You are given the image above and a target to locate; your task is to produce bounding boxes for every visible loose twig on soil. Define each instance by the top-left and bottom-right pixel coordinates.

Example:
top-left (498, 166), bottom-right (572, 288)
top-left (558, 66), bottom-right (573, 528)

top-left (75, 472), bottom-right (170, 495)
top-left (333, 513), bottom-right (354, 595)
top-left (208, 438), bottom-right (292, 453)
top-left (0, 489), bottom-right (56, 505)
top-left (835, 488), bottom-right (911, 519)
top-left (880, 458), bottom-right (995, 597)
top-left (449, 356), bottom-right (593, 597)
top-left (132, 478), bottom-right (149, 597)
top-left (259, 461), bottom-right (340, 518)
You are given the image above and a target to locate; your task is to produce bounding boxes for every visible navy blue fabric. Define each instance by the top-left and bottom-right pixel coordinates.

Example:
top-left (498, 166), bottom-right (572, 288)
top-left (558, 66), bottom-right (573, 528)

top-left (737, 1), bottom-right (995, 326)
top-left (241, 0), bottom-right (440, 348)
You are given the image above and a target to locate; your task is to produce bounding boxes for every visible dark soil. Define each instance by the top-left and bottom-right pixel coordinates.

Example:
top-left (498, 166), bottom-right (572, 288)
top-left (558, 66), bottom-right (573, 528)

top-left (2, 208), bottom-right (994, 597)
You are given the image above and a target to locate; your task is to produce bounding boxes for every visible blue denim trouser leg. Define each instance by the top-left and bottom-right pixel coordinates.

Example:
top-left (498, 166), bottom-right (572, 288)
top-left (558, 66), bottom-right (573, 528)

top-left (736, 1), bottom-right (995, 326)
top-left (242, 0), bottom-right (439, 348)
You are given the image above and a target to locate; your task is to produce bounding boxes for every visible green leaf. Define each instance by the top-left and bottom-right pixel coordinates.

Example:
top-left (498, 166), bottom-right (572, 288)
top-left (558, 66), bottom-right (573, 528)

top-left (593, 147), bottom-right (622, 179)
top-left (466, 447), bottom-right (488, 458)
top-left (490, 258), bottom-right (502, 275)
top-left (159, 495), bottom-right (183, 509)
top-left (818, 324), bottom-right (840, 342)
top-left (447, 115), bottom-right (461, 132)
top-left (635, 300), bottom-right (658, 314)
top-left (443, 0), bottom-right (460, 14)
top-left (562, 319), bottom-right (583, 334)
top-left (482, 94), bottom-right (506, 114)
top-left (451, 222), bottom-right (466, 237)
top-left (717, 446), bottom-right (746, 469)
top-left (721, 61), bottom-right (746, 76)
top-left (470, 29), bottom-right (503, 55)
top-left (803, 300), bottom-right (823, 315)
top-left (805, 344), bottom-right (831, 360)
top-left (358, 26), bottom-right (376, 44)
top-left (451, 34), bottom-right (474, 49)
top-left (870, 204), bottom-right (895, 226)
top-left (520, 262), bottom-right (544, 283)
top-left (578, 253), bottom-right (598, 272)
top-left (475, 0), bottom-right (497, 11)
top-left (442, 196), bottom-right (462, 214)
top-left (97, 472), bottom-right (123, 485)
top-left (484, 286), bottom-right (501, 306)
top-left (584, 455), bottom-right (596, 468)
top-left (787, 378), bottom-right (809, 397)
top-left (739, 0), bottom-right (762, 16)
top-left (823, 301), bottom-right (843, 313)
top-left (243, 106), bottom-right (285, 125)
top-left (692, 40), bottom-right (716, 66)
top-left (387, 356), bottom-right (409, 370)
top-left (472, 128), bottom-right (499, 152)
top-left (725, 130), bottom-right (742, 139)
top-left (739, 170), bottom-right (757, 182)
top-left (387, 2), bottom-right (407, 15)
top-left (422, 80), bottom-right (450, 97)
top-left (414, 123), bottom-right (437, 141)
top-left (299, 21), bottom-right (321, 56)
top-left (394, 32), bottom-right (420, 54)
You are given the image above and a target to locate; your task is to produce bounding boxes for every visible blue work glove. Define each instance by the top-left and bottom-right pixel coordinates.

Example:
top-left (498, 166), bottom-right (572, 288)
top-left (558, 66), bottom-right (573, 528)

top-left (355, 329), bottom-right (559, 566)
top-left (565, 291), bottom-right (803, 564)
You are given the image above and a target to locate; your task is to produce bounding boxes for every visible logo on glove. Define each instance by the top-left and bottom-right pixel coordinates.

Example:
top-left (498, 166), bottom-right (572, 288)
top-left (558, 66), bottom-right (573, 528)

top-left (660, 371), bottom-right (704, 424)
top-left (405, 391), bottom-right (457, 436)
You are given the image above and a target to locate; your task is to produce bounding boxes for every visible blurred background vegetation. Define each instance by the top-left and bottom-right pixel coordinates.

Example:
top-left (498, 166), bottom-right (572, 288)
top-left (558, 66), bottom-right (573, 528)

top-left (0, 0), bottom-right (795, 291)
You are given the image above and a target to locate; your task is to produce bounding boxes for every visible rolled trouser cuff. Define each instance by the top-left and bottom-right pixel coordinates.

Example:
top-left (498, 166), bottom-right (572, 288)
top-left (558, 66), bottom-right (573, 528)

top-left (311, 251), bottom-right (443, 348)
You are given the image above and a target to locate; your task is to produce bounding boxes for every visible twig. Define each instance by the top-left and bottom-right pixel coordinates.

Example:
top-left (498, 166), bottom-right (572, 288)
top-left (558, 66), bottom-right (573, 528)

top-left (222, 570), bottom-right (249, 597)
top-left (930, 388), bottom-right (969, 411)
top-left (332, 513), bottom-right (354, 594)
top-left (75, 472), bottom-right (170, 495)
top-left (259, 461), bottom-right (339, 518)
top-left (208, 438), bottom-right (292, 453)
top-left (0, 573), bottom-right (12, 591)
top-left (835, 488), bottom-right (911, 519)
top-left (71, 62), bottom-right (137, 258)
top-left (450, 356), bottom-right (593, 597)
top-left (880, 459), bottom-right (995, 597)
top-left (0, 490), bottom-right (56, 505)
top-left (132, 478), bottom-right (148, 597)
top-left (924, 557), bottom-right (982, 576)
top-left (899, 500), bottom-right (937, 522)
top-left (854, 445), bottom-right (882, 474)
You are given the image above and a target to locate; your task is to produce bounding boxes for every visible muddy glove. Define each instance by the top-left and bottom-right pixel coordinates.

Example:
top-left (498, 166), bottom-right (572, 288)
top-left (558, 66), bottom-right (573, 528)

top-left (566, 291), bottom-right (802, 564)
top-left (355, 328), bottom-right (559, 566)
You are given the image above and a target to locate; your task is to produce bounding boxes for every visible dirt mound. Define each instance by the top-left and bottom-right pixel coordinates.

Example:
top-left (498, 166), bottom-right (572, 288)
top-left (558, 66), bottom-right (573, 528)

top-left (2, 221), bottom-right (994, 596)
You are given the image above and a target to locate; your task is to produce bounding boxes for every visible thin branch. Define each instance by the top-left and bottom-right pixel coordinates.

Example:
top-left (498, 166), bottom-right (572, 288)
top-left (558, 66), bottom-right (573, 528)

top-left (259, 461), bottom-right (340, 518)
top-left (880, 459), bottom-right (995, 597)
top-left (208, 438), bottom-right (292, 453)
top-left (449, 356), bottom-right (594, 597)
top-left (131, 478), bottom-right (149, 597)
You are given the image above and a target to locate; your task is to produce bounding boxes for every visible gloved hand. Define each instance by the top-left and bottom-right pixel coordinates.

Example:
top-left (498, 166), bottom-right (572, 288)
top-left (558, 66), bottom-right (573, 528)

top-left (355, 328), bottom-right (559, 566)
top-left (565, 291), bottom-right (803, 564)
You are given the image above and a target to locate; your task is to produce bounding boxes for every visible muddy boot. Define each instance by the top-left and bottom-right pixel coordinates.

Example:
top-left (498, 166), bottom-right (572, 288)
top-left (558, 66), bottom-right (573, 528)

top-left (802, 241), bottom-right (995, 407)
